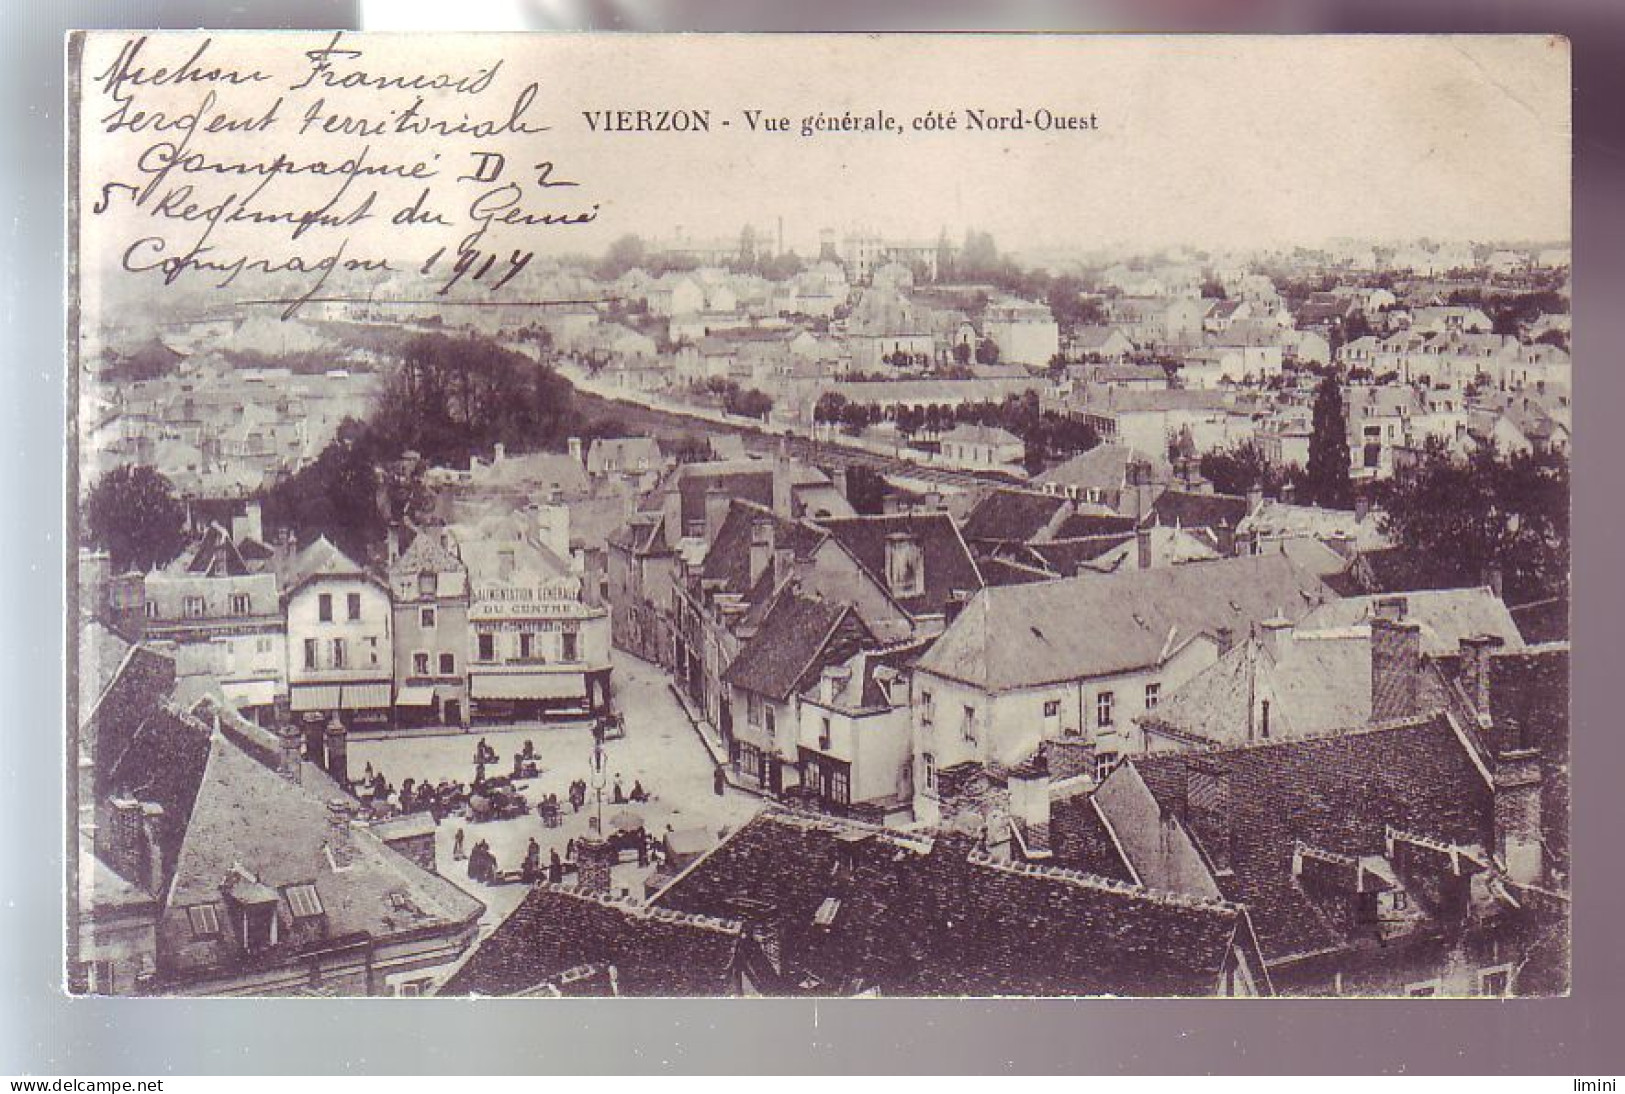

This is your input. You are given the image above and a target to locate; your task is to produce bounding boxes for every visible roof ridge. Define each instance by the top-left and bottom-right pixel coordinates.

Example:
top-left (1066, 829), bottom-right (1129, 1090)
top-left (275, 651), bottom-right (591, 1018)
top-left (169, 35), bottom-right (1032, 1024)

top-left (759, 804), bottom-right (937, 853)
top-left (965, 849), bottom-right (1242, 914)
top-left (1133, 709), bottom-right (1447, 765)
top-left (535, 881), bottom-right (744, 935)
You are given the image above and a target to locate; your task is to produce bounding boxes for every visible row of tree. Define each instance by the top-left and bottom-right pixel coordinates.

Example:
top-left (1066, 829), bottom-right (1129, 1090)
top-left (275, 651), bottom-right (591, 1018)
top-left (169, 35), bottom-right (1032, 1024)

top-left (813, 389), bottom-right (1099, 474)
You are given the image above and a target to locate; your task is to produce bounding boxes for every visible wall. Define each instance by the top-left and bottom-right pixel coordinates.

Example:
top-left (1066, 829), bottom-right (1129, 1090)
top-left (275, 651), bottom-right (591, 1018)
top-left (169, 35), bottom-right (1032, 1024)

top-left (286, 579), bottom-right (393, 685)
top-left (1094, 762), bottom-right (1224, 900)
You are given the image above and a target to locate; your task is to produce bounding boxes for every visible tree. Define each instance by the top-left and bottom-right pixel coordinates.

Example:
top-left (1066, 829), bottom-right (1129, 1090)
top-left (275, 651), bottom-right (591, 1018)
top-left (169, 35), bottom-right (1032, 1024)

top-left (1198, 441), bottom-right (1274, 497)
top-left (264, 418), bottom-right (390, 563)
top-left (1306, 375), bottom-right (1353, 509)
top-left (975, 338), bottom-right (1000, 366)
top-left (952, 341), bottom-right (972, 365)
top-left (1375, 439), bottom-right (1569, 605)
top-left (843, 465), bottom-right (888, 515)
top-left (814, 391), bottom-right (850, 425)
top-left (85, 464), bottom-right (187, 571)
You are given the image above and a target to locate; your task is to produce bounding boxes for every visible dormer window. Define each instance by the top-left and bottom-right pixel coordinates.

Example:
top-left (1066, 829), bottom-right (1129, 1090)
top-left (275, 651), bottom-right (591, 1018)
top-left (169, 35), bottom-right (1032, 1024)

top-left (285, 884), bottom-right (324, 920)
top-left (418, 571), bottom-right (438, 597)
top-left (187, 903), bottom-right (222, 938)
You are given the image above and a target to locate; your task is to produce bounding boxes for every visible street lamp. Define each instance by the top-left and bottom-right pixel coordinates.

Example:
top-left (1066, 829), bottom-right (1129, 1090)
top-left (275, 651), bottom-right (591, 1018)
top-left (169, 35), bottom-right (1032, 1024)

top-left (588, 716), bottom-right (607, 836)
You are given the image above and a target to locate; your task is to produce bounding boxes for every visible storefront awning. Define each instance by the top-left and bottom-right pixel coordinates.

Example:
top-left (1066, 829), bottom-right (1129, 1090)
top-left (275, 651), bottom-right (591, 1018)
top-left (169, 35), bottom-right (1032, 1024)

top-left (471, 672), bottom-right (584, 701)
top-left (340, 683), bottom-right (392, 710)
top-left (395, 685), bottom-right (437, 708)
top-left (290, 684), bottom-right (342, 712)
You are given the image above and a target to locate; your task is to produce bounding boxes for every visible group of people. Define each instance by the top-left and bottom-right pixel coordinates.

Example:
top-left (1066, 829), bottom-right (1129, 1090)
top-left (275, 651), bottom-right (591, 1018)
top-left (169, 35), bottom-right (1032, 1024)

top-left (460, 835), bottom-right (500, 883)
top-left (611, 777), bottom-right (650, 805)
top-left (520, 838), bottom-right (568, 884)
top-left (358, 764), bottom-right (467, 823)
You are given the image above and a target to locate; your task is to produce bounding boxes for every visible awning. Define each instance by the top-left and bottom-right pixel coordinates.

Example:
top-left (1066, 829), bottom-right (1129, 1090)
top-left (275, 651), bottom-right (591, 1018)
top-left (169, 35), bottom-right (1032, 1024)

top-left (223, 679), bottom-right (279, 709)
top-left (340, 683), bottom-right (392, 710)
top-left (471, 672), bottom-right (585, 701)
top-left (395, 685), bottom-right (437, 708)
top-left (290, 684), bottom-right (342, 712)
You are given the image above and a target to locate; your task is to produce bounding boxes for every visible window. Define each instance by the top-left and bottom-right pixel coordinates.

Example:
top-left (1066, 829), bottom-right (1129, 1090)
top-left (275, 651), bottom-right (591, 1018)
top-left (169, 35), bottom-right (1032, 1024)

top-left (80, 959), bottom-right (116, 994)
top-left (1477, 965), bottom-right (1512, 997)
top-left (418, 571), bottom-right (437, 597)
top-left (922, 752), bottom-right (937, 793)
top-left (1096, 690), bottom-right (1116, 728)
top-left (1094, 751), bottom-right (1119, 782)
top-left (561, 632), bottom-right (579, 662)
top-left (184, 595), bottom-right (206, 618)
top-left (1144, 682), bottom-right (1160, 711)
top-left (420, 607), bottom-right (436, 629)
top-left (765, 705), bottom-right (777, 743)
top-left (746, 693), bottom-right (762, 727)
top-left (1260, 699), bottom-right (1271, 739)
top-left (318, 593), bottom-right (332, 622)
top-left (960, 705), bottom-right (977, 744)
top-left (478, 633), bottom-right (495, 662)
top-left (519, 632), bottom-right (535, 660)
top-left (143, 601), bottom-right (158, 619)
top-left (831, 769), bottom-right (850, 805)
top-left (187, 903), bottom-right (222, 938)
top-left (285, 884), bottom-right (324, 919)
top-left (396, 980), bottom-right (427, 998)
top-left (256, 637), bottom-right (273, 655)
top-left (347, 593), bottom-right (362, 621)
top-left (331, 638), bottom-right (347, 669)
top-left (230, 593), bottom-right (251, 614)
top-left (365, 636), bottom-right (380, 665)
top-left (919, 689), bottom-right (934, 727)
top-left (439, 653), bottom-right (455, 676)
top-left (303, 639), bottom-right (318, 670)
top-left (413, 652), bottom-right (430, 676)
top-left (820, 717), bottom-right (833, 751)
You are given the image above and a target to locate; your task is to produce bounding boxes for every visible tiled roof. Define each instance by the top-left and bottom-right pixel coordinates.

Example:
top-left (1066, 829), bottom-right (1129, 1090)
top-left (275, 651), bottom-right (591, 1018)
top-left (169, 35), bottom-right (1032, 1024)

top-left (1048, 792), bottom-right (1138, 885)
top-left (279, 536), bottom-right (377, 595)
top-left (961, 489), bottom-right (1069, 544)
top-left (1049, 512), bottom-right (1138, 540)
top-left (100, 705), bottom-right (215, 895)
top-left (699, 501), bottom-right (826, 601)
top-left (157, 729), bottom-right (483, 985)
top-left (813, 512), bottom-right (985, 619)
top-left (917, 554), bottom-right (1335, 691)
top-left (1123, 716), bottom-right (1492, 964)
top-left (388, 527), bottom-right (465, 580)
top-left (78, 620), bottom-right (133, 729)
top-left (722, 590), bottom-right (870, 702)
top-left (652, 810), bottom-right (1255, 997)
top-left (439, 885), bottom-right (741, 997)
top-left (1143, 489), bottom-right (1249, 532)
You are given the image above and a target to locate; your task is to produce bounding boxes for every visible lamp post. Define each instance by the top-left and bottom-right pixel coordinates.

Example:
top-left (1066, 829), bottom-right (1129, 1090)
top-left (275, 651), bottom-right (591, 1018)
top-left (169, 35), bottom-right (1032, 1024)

top-left (588, 715), bottom-right (607, 836)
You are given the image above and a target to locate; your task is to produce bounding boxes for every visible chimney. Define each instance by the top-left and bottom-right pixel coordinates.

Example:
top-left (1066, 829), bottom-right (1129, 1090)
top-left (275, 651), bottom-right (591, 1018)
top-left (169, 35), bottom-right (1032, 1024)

top-left (884, 532), bottom-right (923, 598)
top-left (1493, 748), bottom-right (1544, 885)
top-left (772, 447), bottom-right (794, 517)
top-left (704, 485), bottom-right (730, 545)
top-left (1482, 565), bottom-right (1505, 600)
top-left (574, 835), bottom-right (614, 894)
top-left (1458, 633), bottom-right (1505, 724)
top-left (773, 544), bottom-right (796, 587)
top-left (387, 522), bottom-right (401, 566)
top-left (1215, 626), bottom-right (1235, 654)
top-left (568, 436), bottom-right (584, 465)
top-left (662, 486), bottom-right (683, 546)
top-left (1372, 595), bottom-right (1408, 622)
top-left (1008, 755), bottom-right (1052, 858)
top-left (493, 442), bottom-right (506, 465)
top-left (326, 798), bottom-right (355, 868)
top-left (1185, 761), bottom-right (1233, 874)
top-left (1370, 616), bottom-right (1422, 722)
top-left (944, 589), bottom-right (970, 626)
top-left (277, 720), bottom-right (304, 782)
top-left (324, 712), bottom-right (348, 786)
top-left (1354, 494), bottom-right (1371, 523)
top-left (1246, 486), bottom-right (1264, 515)
top-left (1257, 615), bottom-right (1294, 661)
top-left (831, 466), bottom-right (850, 501)
top-left (234, 499), bottom-right (264, 545)
top-left (749, 519), bottom-right (775, 588)
top-left (1136, 527), bottom-right (1153, 570)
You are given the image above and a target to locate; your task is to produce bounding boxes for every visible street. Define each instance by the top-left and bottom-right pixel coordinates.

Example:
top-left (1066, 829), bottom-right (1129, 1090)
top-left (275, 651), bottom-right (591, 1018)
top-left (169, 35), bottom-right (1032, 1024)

top-left (348, 649), bottom-right (764, 932)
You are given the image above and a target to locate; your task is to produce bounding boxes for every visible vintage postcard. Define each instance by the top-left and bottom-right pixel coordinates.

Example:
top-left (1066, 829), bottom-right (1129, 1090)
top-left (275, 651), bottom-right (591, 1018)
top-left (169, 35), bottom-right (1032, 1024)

top-left (67, 32), bottom-right (1570, 997)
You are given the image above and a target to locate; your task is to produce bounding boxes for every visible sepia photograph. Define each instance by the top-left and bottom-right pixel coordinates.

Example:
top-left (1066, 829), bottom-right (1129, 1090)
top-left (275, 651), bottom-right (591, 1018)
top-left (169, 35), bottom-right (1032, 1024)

top-left (66, 31), bottom-right (1571, 999)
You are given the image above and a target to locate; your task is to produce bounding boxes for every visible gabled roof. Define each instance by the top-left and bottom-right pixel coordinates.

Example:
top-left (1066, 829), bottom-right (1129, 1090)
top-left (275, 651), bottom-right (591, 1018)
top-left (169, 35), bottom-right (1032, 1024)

top-left (438, 885), bottom-right (741, 997)
top-left (652, 810), bottom-right (1257, 997)
top-left (279, 536), bottom-right (378, 595)
top-left (1143, 489), bottom-right (1249, 532)
top-left (1121, 716), bottom-right (1493, 965)
top-left (388, 527), bottom-right (465, 580)
top-left (961, 489), bottom-right (1069, 544)
top-left (916, 554), bottom-right (1335, 691)
top-left (1032, 444), bottom-right (1168, 494)
top-left (157, 730), bottom-right (483, 984)
top-left (813, 512), bottom-right (985, 620)
top-left (722, 589), bottom-right (871, 703)
top-left (699, 501), bottom-right (827, 602)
